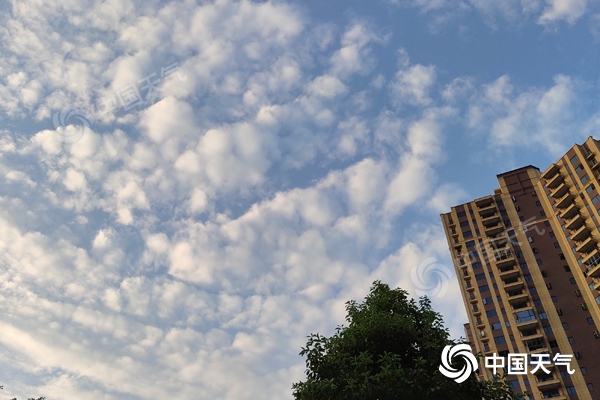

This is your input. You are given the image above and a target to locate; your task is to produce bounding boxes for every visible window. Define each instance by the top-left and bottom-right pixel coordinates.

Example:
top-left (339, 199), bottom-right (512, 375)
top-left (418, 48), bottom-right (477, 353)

top-left (472, 262), bottom-right (482, 269)
top-left (575, 164), bottom-right (584, 173)
top-left (537, 259), bottom-right (543, 266)
top-left (549, 340), bottom-right (558, 348)
top-left (480, 285), bottom-right (490, 292)
top-left (551, 295), bottom-right (557, 302)
top-left (491, 322), bottom-right (502, 330)
top-left (457, 211), bottom-right (466, 217)
top-left (549, 231), bottom-right (555, 237)
top-left (460, 221), bottom-right (469, 227)
top-left (564, 265), bottom-right (571, 272)
top-left (535, 200), bottom-right (541, 206)
top-left (466, 240), bottom-right (475, 248)
top-left (486, 310), bottom-right (497, 317)
top-left (570, 277), bottom-right (576, 284)
top-left (582, 174), bottom-right (590, 184)
top-left (568, 337), bottom-right (575, 344)
top-left (544, 326), bottom-right (552, 334)
top-left (581, 367), bottom-right (588, 375)
top-left (530, 287), bottom-right (538, 294)
top-left (475, 273), bottom-right (486, 281)
top-left (528, 236), bottom-right (534, 243)
top-left (514, 309), bottom-right (535, 323)
top-left (539, 312), bottom-right (547, 319)
top-left (464, 230), bottom-right (472, 237)
top-left (553, 242), bottom-right (559, 248)
top-left (494, 336), bottom-right (506, 344)
top-left (524, 274), bottom-right (532, 281)
top-left (533, 248), bottom-right (539, 254)
top-left (571, 155), bottom-right (579, 164)
top-left (587, 184), bottom-right (596, 193)
top-left (587, 317), bottom-right (594, 325)
top-left (559, 254), bottom-right (565, 260)
top-left (540, 211), bottom-right (546, 217)
top-left (588, 383), bottom-right (594, 392)
top-left (593, 194), bottom-right (600, 204)
top-left (567, 386), bottom-right (576, 395)
top-left (560, 370), bottom-right (570, 379)
top-left (563, 322), bottom-right (569, 330)
top-left (544, 221), bottom-right (551, 227)
top-left (534, 299), bottom-right (542, 307)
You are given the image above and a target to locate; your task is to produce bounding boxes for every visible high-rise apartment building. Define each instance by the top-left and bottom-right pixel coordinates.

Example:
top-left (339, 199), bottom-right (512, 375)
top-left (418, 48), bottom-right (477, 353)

top-left (441, 137), bottom-right (600, 399)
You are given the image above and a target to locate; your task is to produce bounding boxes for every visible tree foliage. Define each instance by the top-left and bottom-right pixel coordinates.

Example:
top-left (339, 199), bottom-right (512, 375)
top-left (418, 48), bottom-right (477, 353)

top-left (292, 281), bottom-right (529, 400)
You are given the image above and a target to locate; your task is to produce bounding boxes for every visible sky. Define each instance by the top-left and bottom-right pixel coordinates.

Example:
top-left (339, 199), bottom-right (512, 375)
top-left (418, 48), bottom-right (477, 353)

top-left (0, 0), bottom-right (600, 398)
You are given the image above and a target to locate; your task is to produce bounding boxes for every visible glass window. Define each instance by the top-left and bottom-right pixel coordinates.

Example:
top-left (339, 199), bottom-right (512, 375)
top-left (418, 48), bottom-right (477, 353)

top-left (486, 310), bottom-right (497, 317)
top-left (575, 164), bottom-right (584, 173)
top-left (457, 211), bottom-right (466, 217)
top-left (582, 174), bottom-right (590, 184)
top-left (464, 230), bottom-right (472, 237)
top-left (563, 322), bottom-right (569, 330)
top-left (587, 184), bottom-right (596, 193)
top-left (539, 312), bottom-right (547, 319)
top-left (552, 296), bottom-right (558, 303)
top-left (588, 317), bottom-right (595, 325)
top-left (570, 277), bottom-right (576, 284)
top-left (472, 262), bottom-right (482, 269)
top-left (466, 240), bottom-right (475, 248)
top-left (567, 386), bottom-right (576, 395)
top-left (482, 296), bottom-right (492, 304)
top-left (571, 155), bottom-right (579, 164)
top-left (568, 337), bottom-right (575, 344)
top-left (479, 285), bottom-right (490, 292)
top-left (475, 273), bottom-right (486, 281)
top-left (460, 221), bottom-right (469, 227)
top-left (494, 336), bottom-right (506, 344)
top-left (491, 322), bottom-right (502, 330)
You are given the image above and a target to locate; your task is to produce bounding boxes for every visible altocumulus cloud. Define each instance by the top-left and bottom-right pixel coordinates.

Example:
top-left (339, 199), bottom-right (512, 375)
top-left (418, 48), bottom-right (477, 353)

top-left (1, 0), bottom-right (599, 399)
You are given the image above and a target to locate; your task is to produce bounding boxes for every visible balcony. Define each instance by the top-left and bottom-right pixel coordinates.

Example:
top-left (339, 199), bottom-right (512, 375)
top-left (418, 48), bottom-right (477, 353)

top-left (583, 247), bottom-right (600, 266)
top-left (524, 337), bottom-right (546, 352)
top-left (536, 376), bottom-right (561, 390)
top-left (481, 214), bottom-right (501, 227)
top-left (547, 173), bottom-right (564, 190)
top-left (542, 163), bottom-right (560, 180)
top-left (498, 265), bottom-right (520, 279)
top-left (593, 278), bottom-right (600, 291)
top-left (555, 190), bottom-right (575, 209)
top-left (478, 204), bottom-right (497, 218)
top-left (564, 213), bottom-right (585, 231)
top-left (549, 181), bottom-right (569, 198)
top-left (584, 148), bottom-right (595, 159)
top-left (503, 277), bottom-right (524, 291)
top-left (485, 223), bottom-right (504, 236)
top-left (575, 236), bottom-right (595, 253)
top-left (494, 250), bottom-right (516, 268)
top-left (571, 224), bottom-right (591, 242)
top-left (516, 317), bottom-right (538, 330)
top-left (475, 196), bottom-right (494, 208)
top-left (559, 202), bottom-right (579, 219)
top-left (506, 290), bottom-right (529, 303)
top-left (584, 249), bottom-right (600, 278)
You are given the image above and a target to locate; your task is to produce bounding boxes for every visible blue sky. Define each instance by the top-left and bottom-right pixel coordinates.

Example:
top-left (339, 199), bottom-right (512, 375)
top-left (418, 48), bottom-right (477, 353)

top-left (0, 0), bottom-right (599, 398)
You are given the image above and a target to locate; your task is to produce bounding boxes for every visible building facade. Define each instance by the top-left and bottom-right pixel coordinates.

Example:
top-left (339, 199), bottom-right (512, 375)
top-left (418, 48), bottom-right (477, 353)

top-left (441, 137), bottom-right (600, 399)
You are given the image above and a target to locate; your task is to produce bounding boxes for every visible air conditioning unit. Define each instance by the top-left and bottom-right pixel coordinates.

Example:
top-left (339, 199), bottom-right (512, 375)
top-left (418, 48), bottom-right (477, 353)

top-left (593, 330), bottom-right (600, 339)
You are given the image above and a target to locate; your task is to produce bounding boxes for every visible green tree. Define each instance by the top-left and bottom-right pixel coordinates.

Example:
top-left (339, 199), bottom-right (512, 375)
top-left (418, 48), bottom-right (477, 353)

top-left (292, 281), bottom-right (528, 400)
top-left (0, 385), bottom-right (45, 400)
